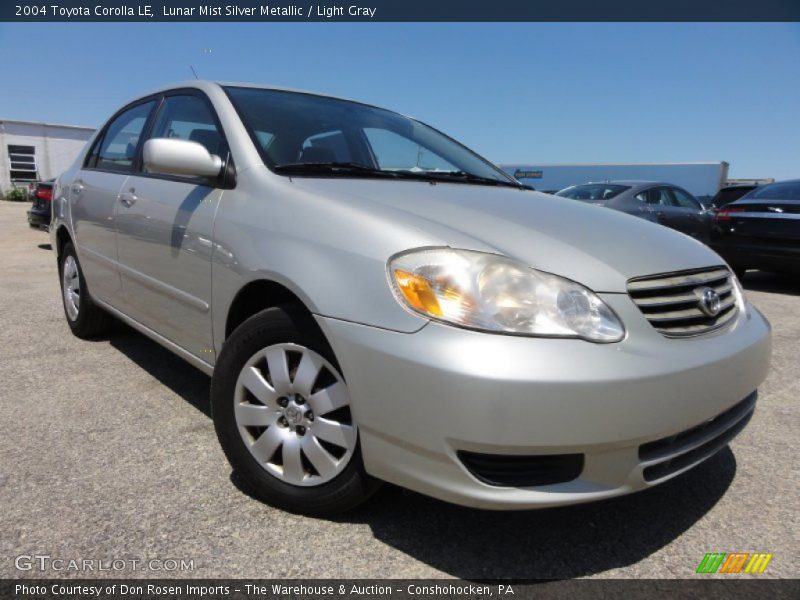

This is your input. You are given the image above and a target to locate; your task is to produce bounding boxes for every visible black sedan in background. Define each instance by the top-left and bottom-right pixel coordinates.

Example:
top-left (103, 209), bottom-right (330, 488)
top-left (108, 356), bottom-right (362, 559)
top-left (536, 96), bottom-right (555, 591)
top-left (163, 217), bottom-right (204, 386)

top-left (711, 179), bottom-right (800, 279)
top-left (710, 184), bottom-right (759, 209)
top-left (556, 181), bottom-right (712, 242)
top-left (27, 179), bottom-right (54, 231)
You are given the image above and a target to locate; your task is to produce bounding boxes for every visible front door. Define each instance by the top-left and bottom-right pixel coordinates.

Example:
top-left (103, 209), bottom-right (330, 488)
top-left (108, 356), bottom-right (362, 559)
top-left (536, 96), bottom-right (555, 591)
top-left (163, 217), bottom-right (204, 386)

top-left (115, 93), bottom-right (227, 360)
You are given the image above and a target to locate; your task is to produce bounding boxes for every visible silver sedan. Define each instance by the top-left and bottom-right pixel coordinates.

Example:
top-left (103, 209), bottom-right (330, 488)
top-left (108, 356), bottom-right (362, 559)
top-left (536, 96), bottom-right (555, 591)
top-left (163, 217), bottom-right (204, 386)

top-left (51, 81), bottom-right (771, 514)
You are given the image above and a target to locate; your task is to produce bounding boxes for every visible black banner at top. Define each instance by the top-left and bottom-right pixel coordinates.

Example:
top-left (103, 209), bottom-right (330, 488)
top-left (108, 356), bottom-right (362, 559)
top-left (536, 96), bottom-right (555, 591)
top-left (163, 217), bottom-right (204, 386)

top-left (3, 0), bottom-right (800, 22)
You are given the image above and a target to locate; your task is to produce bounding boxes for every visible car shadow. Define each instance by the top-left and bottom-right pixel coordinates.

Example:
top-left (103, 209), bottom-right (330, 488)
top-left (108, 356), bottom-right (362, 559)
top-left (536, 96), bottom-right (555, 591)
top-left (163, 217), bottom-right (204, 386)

top-left (743, 271), bottom-right (800, 297)
top-left (345, 449), bottom-right (735, 579)
top-left (233, 444), bottom-right (736, 580)
top-left (103, 325), bottom-right (736, 579)
top-left (38, 243), bottom-right (51, 251)
top-left (107, 325), bottom-right (211, 418)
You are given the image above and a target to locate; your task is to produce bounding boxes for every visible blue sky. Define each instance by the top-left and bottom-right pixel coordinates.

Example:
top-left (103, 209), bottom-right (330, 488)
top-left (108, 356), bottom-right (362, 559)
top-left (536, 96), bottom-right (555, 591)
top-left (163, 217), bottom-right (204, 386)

top-left (0, 22), bottom-right (798, 179)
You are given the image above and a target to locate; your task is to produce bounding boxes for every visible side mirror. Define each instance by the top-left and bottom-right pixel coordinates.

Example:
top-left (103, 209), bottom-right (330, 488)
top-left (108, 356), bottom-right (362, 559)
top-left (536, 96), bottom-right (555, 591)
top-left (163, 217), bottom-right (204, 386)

top-left (143, 138), bottom-right (223, 178)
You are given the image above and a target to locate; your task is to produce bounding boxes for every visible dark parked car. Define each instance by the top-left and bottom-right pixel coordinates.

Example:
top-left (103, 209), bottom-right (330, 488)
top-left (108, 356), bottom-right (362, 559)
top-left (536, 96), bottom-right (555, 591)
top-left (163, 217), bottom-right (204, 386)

top-left (556, 181), bottom-right (712, 242)
top-left (27, 179), bottom-right (54, 231)
top-left (710, 184), bottom-right (759, 209)
top-left (712, 179), bottom-right (800, 278)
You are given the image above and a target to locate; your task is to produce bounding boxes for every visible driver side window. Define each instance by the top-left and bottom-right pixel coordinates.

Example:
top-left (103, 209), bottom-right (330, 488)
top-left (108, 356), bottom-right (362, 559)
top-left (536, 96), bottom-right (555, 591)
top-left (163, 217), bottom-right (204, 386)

top-left (149, 95), bottom-right (224, 159)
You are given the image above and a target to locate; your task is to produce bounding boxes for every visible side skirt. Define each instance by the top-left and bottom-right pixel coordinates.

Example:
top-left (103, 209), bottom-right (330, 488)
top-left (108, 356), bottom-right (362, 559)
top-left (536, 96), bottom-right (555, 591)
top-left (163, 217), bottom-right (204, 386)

top-left (93, 297), bottom-right (215, 377)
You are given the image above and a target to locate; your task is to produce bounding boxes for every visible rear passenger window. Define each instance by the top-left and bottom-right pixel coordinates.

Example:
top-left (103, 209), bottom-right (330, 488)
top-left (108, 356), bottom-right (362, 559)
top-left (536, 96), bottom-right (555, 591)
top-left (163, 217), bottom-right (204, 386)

top-left (148, 95), bottom-right (224, 159)
top-left (92, 101), bottom-right (155, 172)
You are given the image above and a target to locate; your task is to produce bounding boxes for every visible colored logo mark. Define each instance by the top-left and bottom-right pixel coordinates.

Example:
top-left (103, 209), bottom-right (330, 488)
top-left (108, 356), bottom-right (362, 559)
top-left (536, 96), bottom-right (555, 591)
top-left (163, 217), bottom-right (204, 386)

top-left (696, 552), bottom-right (773, 574)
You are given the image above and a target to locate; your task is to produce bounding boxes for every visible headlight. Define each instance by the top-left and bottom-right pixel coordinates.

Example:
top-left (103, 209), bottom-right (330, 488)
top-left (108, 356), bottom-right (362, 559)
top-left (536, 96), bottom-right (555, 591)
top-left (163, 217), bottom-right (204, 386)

top-left (388, 248), bottom-right (625, 342)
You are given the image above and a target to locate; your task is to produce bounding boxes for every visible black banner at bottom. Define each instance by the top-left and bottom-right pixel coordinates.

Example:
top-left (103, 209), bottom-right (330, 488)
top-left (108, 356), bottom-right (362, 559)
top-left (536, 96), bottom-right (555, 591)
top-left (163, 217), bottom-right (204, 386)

top-left (2, 579), bottom-right (799, 600)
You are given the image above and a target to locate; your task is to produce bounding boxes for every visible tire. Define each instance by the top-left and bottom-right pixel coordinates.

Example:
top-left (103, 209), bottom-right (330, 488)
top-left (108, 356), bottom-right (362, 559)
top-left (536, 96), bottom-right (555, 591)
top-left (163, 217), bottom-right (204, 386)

top-left (211, 305), bottom-right (380, 515)
top-left (732, 266), bottom-right (747, 282)
top-left (59, 242), bottom-right (114, 338)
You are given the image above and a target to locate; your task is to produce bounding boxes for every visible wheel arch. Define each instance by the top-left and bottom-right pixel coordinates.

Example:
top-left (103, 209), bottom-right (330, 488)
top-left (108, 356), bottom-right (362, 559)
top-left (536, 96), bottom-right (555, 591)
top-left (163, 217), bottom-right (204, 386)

top-left (55, 225), bottom-right (73, 261)
top-left (223, 278), bottom-right (322, 342)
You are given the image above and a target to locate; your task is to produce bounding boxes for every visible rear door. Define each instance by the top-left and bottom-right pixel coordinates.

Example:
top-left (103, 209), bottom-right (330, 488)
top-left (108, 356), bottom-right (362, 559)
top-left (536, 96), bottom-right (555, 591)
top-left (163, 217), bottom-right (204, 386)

top-left (667, 186), bottom-right (711, 242)
top-left (115, 91), bottom-right (226, 360)
top-left (636, 186), bottom-right (683, 231)
top-left (70, 100), bottom-right (156, 306)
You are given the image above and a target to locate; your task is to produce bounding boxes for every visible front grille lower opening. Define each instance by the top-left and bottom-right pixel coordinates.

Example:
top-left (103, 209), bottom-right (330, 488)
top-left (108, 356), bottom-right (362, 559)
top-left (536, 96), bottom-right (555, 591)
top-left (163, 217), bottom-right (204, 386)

top-left (642, 409), bottom-right (753, 482)
top-left (457, 451), bottom-right (584, 487)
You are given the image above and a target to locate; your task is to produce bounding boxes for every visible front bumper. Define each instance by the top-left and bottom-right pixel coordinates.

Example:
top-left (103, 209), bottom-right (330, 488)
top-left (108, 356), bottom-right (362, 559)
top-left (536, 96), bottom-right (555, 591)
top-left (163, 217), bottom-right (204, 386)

top-left (316, 294), bottom-right (771, 509)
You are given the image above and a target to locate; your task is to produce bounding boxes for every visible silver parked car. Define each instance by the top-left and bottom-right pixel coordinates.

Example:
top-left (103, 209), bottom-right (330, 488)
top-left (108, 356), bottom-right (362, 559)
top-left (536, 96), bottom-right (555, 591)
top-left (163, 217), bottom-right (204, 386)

top-left (51, 82), bottom-right (771, 515)
top-left (556, 181), bottom-right (713, 242)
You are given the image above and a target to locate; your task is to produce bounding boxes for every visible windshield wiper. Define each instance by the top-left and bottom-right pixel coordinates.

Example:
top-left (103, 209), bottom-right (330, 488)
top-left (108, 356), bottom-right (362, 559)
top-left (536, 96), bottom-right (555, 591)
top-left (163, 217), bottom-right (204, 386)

top-left (273, 161), bottom-right (399, 178)
top-left (395, 170), bottom-right (529, 189)
top-left (273, 162), bottom-right (530, 189)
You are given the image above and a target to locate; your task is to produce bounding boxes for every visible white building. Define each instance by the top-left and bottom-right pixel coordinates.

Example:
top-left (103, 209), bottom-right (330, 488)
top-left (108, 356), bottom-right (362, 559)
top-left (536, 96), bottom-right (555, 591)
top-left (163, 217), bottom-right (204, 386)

top-left (0, 119), bottom-right (95, 193)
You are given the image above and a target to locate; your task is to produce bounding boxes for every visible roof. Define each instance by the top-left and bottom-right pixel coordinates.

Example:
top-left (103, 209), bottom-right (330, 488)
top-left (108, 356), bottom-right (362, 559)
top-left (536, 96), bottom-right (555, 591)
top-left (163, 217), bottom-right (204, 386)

top-left (0, 118), bottom-right (95, 131)
top-left (504, 162), bottom-right (729, 168)
top-left (135, 80), bottom-right (399, 115)
top-left (138, 80), bottom-right (368, 105)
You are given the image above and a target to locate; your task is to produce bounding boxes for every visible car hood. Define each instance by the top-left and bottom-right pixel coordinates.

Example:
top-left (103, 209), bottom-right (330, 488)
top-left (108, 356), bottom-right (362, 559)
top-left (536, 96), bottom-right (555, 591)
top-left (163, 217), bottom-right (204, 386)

top-left (290, 178), bottom-right (725, 293)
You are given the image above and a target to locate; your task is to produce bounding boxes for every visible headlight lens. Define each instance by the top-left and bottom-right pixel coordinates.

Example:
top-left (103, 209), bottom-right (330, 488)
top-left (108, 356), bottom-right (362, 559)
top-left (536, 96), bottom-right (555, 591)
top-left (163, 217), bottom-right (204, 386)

top-left (389, 248), bottom-right (625, 342)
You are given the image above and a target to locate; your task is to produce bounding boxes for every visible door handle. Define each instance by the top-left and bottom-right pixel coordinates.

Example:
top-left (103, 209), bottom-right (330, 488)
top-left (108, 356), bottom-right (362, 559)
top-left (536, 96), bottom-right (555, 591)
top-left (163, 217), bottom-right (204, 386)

top-left (119, 190), bottom-right (138, 207)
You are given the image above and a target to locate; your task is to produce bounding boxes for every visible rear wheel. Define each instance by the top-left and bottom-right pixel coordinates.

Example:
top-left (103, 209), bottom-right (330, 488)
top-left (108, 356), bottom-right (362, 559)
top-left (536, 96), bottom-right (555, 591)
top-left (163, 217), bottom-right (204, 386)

top-left (211, 306), bottom-right (380, 515)
top-left (59, 242), bottom-right (114, 338)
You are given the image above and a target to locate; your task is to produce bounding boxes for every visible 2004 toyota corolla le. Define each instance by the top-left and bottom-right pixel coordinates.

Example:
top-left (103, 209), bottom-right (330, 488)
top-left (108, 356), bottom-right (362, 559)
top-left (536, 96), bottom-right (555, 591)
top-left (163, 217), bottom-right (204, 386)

top-left (50, 81), bottom-right (771, 515)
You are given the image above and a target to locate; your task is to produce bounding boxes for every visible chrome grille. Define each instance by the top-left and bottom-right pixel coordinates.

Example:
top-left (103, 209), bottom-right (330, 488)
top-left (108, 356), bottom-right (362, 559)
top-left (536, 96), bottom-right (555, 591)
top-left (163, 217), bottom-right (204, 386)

top-left (627, 267), bottom-right (738, 337)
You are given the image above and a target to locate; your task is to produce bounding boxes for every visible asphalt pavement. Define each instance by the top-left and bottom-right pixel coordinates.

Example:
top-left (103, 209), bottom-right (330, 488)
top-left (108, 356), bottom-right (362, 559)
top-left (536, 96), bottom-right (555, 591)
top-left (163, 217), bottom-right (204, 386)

top-left (0, 200), bottom-right (797, 579)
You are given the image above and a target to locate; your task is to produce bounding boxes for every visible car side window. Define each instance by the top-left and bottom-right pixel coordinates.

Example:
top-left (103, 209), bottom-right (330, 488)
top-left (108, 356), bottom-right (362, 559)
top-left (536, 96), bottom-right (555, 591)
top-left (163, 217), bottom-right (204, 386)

top-left (148, 95), bottom-right (225, 167)
top-left (646, 187), bottom-right (673, 206)
top-left (91, 101), bottom-right (156, 172)
top-left (670, 187), bottom-right (700, 210)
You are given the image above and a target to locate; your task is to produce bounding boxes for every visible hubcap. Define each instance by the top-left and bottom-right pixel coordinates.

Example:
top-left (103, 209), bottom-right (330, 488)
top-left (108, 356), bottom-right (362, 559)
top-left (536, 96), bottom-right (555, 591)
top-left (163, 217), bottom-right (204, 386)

top-left (233, 343), bottom-right (357, 486)
top-left (62, 255), bottom-right (80, 321)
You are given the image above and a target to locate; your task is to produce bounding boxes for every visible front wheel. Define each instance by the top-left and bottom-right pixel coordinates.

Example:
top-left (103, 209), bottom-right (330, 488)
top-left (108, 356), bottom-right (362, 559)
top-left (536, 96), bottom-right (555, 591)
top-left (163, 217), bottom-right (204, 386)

top-left (211, 306), bottom-right (380, 515)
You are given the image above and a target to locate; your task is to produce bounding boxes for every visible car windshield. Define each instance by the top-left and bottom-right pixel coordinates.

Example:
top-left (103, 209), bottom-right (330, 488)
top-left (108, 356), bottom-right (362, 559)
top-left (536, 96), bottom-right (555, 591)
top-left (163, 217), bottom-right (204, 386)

top-left (224, 86), bottom-right (517, 186)
top-left (556, 184), bottom-right (630, 201)
top-left (741, 181), bottom-right (800, 201)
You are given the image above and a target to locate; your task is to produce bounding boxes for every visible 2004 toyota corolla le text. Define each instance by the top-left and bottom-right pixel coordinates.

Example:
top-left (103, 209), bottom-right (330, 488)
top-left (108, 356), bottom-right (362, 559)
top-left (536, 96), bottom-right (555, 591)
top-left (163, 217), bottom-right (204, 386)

top-left (50, 81), bottom-right (771, 515)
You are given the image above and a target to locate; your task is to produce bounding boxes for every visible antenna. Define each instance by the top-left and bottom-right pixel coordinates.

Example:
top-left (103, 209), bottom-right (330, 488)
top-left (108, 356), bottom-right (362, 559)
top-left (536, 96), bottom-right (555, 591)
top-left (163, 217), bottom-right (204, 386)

top-left (190, 65), bottom-right (199, 79)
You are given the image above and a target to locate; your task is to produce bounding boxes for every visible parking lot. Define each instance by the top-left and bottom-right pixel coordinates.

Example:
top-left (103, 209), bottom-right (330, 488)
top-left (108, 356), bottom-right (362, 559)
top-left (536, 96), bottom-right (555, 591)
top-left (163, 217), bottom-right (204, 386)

top-left (0, 199), bottom-right (797, 579)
